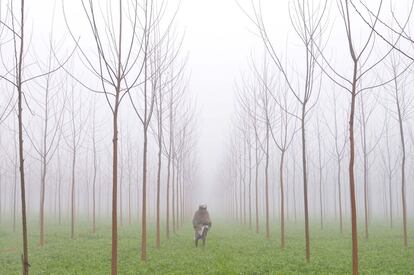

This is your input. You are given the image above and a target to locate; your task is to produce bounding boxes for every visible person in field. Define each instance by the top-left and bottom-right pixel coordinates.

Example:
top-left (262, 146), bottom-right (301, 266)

top-left (192, 204), bottom-right (212, 247)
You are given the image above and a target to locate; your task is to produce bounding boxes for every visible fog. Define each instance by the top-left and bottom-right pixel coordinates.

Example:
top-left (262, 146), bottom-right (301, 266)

top-left (0, 0), bottom-right (413, 223)
top-left (1, 0), bottom-right (414, 273)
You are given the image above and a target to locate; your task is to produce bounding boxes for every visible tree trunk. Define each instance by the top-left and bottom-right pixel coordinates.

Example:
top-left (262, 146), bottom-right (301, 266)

top-left (39, 161), bottom-right (46, 246)
top-left (349, 62), bottom-right (359, 275)
top-left (361, 99), bottom-right (369, 240)
top-left (255, 143), bottom-right (259, 233)
top-left (39, 80), bottom-right (50, 246)
top-left (280, 150), bottom-right (285, 249)
top-left (176, 161), bottom-right (180, 230)
top-left (17, 1), bottom-right (29, 272)
top-left (172, 158), bottom-right (176, 233)
top-left (389, 175), bottom-right (393, 228)
top-left (141, 28), bottom-right (149, 261)
top-left (128, 163), bottom-right (132, 226)
top-left (317, 124), bottom-right (323, 230)
top-left (181, 162), bottom-right (187, 226)
top-left (265, 119), bottom-right (270, 240)
top-left (293, 156), bottom-right (297, 223)
top-left (338, 160), bottom-right (343, 234)
top-left (363, 154), bottom-right (368, 239)
top-left (166, 152), bottom-right (171, 239)
top-left (13, 163), bottom-right (17, 233)
top-left (301, 105), bottom-right (310, 263)
top-left (155, 100), bottom-right (162, 248)
top-left (111, 106), bottom-right (119, 274)
top-left (243, 141), bottom-right (247, 225)
top-left (120, 161), bottom-right (123, 227)
top-left (92, 130), bottom-right (97, 233)
top-left (248, 139), bottom-right (252, 229)
top-left (141, 129), bottom-right (148, 261)
top-left (71, 147), bottom-right (76, 239)
top-left (58, 159), bottom-right (62, 226)
top-left (396, 94), bottom-right (408, 247)
top-left (239, 154), bottom-right (243, 224)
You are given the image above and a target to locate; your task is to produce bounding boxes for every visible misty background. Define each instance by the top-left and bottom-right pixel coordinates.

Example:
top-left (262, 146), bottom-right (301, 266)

top-left (0, 0), bottom-right (413, 232)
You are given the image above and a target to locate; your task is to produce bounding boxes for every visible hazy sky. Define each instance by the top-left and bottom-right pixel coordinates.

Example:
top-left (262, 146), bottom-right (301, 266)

top-left (176, 0), bottom-right (282, 200)
top-left (179, 0), bottom-right (258, 199)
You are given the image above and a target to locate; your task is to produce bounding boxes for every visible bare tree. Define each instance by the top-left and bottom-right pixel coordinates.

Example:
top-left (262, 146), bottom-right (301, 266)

top-left (126, 131), bottom-right (133, 226)
top-left (236, 69), bottom-right (264, 233)
top-left (165, 80), bottom-right (175, 239)
top-left (379, 115), bottom-right (398, 229)
top-left (356, 92), bottom-right (382, 240)
top-left (172, 102), bottom-right (196, 229)
top-left (257, 68), bottom-right (271, 240)
top-left (151, 28), bottom-right (185, 247)
top-left (1, 1), bottom-right (29, 271)
top-left (268, 80), bottom-right (297, 249)
top-left (242, 0), bottom-right (327, 261)
top-left (25, 37), bottom-right (67, 246)
top-left (56, 145), bottom-right (63, 225)
top-left (153, 49), bottom-right (165, 248)
top-left (12, 121), bottom-right (18, 233)
top-left (311, 1), bottom-right (407, 273)
top-left (313, 114), bottom-right (328, 230)
top-left (63, 78), bottom-right (88, 240)
top-left (64, 0), bottom-right (151, 272)
top-left (90, 96), bottom-right (102, 233)
top-left (163, 57), bottom-right (186, 239)
top-left (127, 0), bottom-right (180, 260)
top-left (384, 50), bottom-right (413, 246)
top-left (324, 89), bottom-right (348, 234)
top-left (0, 0), bottom-right (70, 272)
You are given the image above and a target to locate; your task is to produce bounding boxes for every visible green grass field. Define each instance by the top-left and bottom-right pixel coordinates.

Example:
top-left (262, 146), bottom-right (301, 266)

top-left (1, 221), bottom-right (413, 274)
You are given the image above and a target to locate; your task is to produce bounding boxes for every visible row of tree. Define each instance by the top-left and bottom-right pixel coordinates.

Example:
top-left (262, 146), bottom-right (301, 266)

top-left (221, 0), bottom-right (414, 274)
top-left (0, 1), bottom-right (198, 274)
